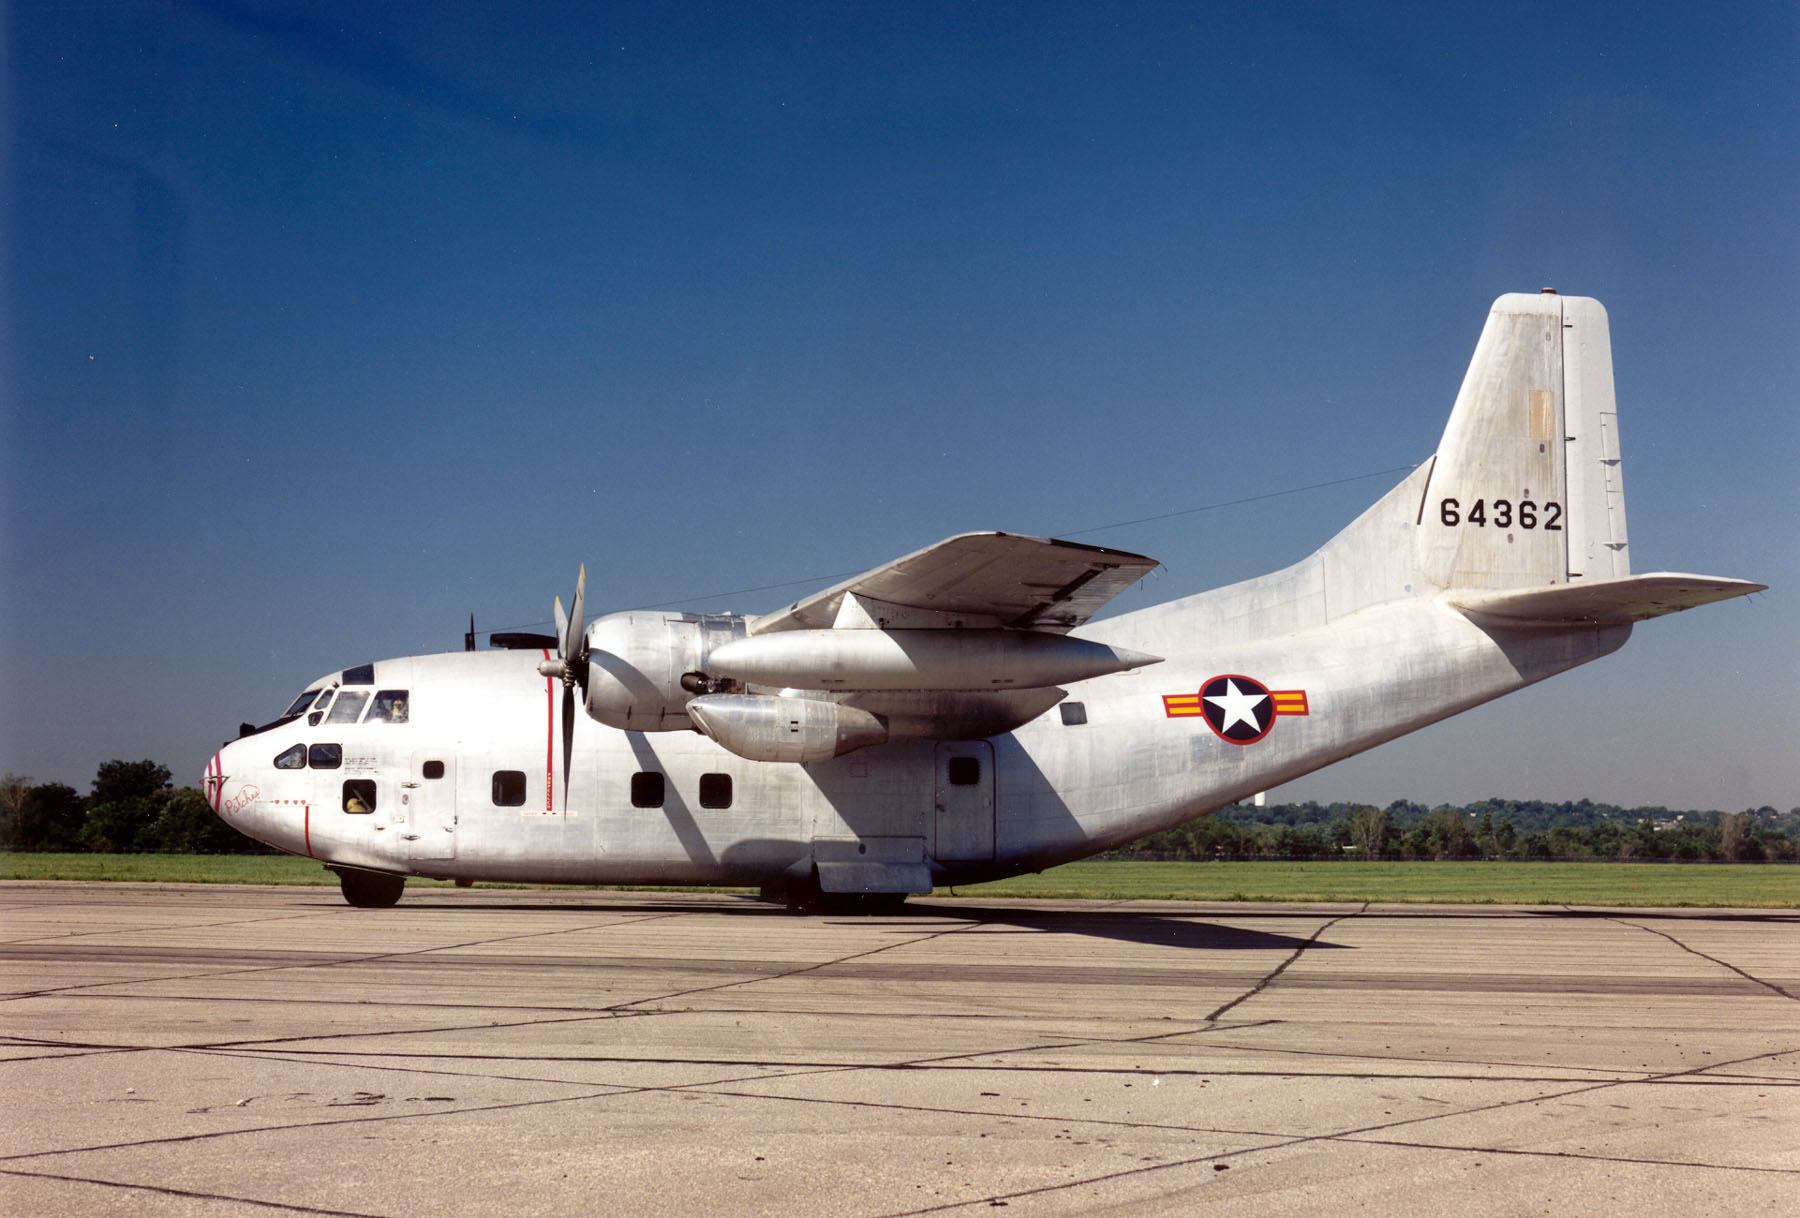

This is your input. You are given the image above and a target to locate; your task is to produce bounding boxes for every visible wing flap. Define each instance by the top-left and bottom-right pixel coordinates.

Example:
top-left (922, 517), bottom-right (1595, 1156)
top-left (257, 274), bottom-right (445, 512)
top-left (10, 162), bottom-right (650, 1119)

top-left (750, 532), bottom-right (1158, 635)
top-left (1450, 572), bottom-right (1764, 627)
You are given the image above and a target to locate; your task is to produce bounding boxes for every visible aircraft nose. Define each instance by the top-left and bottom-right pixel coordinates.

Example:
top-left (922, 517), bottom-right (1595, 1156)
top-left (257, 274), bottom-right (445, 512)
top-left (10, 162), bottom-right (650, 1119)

top-left (203, 750), bottom-right (226, 816)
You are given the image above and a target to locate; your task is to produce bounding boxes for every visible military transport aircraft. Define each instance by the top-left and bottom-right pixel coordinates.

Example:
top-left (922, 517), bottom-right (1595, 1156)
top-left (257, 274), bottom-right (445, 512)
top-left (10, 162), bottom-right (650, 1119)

top-left (204, 293), bottom-right (1762, 909)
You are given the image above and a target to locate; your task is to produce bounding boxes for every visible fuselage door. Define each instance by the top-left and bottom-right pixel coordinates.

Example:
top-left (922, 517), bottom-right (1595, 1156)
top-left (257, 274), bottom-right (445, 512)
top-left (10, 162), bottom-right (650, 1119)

top-left (405, 751), bottom-right (457, 860)
top-left (933, 741), bottom-right (995, 861)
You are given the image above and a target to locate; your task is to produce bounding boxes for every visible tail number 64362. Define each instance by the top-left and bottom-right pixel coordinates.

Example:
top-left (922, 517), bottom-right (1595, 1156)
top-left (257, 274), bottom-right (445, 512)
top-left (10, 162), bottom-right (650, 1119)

top-left (1438, 498), bottom-right (1561, 530)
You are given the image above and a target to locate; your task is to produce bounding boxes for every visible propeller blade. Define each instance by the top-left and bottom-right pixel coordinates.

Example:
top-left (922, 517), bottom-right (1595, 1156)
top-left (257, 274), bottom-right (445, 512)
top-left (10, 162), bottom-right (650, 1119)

top-left (552, 566), bottom-right (588, 806)
top-left (562, 684), bottom-right (575, 807)
top-left (564, 565), bottom-right (586, 664)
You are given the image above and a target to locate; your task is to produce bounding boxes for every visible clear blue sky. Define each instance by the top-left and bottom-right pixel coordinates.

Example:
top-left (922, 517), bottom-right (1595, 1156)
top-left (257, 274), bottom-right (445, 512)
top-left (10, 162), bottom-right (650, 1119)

top-left (4, 1), bottom-right (1795, 810)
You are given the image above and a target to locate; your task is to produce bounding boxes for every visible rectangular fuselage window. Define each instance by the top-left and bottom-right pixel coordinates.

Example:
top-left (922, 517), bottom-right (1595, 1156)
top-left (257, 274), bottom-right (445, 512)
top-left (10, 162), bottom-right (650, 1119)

top-left (492, 770), bottom-right (526, 807)
top-left (422, 759), bottom-right (445, 780)
top-left (947, 756), bottom-right (981, 786)
top-left (342, 779), bottom-right (376, 814)
top-left (631, 772), bottom-right (665, 809)
top-left (698, 773), bottom-right (732, 809)
top-left (308, 743), bottom-right (342, 769)
top-left (1060, 702), bottom-right (1087, 726)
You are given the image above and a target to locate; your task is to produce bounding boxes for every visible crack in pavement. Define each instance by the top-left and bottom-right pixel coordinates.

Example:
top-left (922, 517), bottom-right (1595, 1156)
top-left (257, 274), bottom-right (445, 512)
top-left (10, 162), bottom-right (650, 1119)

top-left (1609, 914), bottom-right (1798, 1003)
top-left (1205, 907), bottom-right (1363, 1020)
top-left (863, 1045), bottom-right (1800, 1216)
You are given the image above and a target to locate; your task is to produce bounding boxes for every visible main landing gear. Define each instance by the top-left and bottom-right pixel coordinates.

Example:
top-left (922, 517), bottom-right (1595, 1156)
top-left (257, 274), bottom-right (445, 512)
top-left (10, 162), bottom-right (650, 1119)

top-left (759, 870), bottom-right (909, 915)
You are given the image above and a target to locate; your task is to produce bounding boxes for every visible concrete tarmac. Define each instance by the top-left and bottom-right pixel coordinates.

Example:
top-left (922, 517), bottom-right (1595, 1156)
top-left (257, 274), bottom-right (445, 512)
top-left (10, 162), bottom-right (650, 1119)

top-left (1, 882), bottom-right (1795, 1216)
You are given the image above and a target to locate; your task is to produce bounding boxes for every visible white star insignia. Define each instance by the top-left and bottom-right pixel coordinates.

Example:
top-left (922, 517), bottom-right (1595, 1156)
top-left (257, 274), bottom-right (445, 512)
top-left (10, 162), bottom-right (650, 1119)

top-left (1205, 679), bottom-right (1268, 732)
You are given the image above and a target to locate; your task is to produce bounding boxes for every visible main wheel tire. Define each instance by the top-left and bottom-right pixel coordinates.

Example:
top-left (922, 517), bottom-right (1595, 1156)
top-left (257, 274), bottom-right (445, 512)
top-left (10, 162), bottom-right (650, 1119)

top-left (336, 868), bottom-right (405, 908)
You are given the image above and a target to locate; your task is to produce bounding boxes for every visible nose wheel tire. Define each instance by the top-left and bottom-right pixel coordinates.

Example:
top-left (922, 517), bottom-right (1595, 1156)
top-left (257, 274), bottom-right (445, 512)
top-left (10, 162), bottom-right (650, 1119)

top-left (333, 868), bottom-right (405, 908)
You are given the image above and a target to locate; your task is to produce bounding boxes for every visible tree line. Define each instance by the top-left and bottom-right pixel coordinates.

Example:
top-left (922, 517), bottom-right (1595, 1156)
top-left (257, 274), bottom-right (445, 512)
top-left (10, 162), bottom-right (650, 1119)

top-left (1108, 799), bottom-right (1800, 862)
top-left (2, 762), bottom-right (270, 854)
top-left (4, 760), bottom-right (1794, 862)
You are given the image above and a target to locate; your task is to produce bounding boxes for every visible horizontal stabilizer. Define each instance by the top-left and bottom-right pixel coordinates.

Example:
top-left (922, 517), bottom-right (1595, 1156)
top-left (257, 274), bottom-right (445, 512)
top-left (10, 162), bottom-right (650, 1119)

top-left (1450, 573), bottom-right (1764, 627)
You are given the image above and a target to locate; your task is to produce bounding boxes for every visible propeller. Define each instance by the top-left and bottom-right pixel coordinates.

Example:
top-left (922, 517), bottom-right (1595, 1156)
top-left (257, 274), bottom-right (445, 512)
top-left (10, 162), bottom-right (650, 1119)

top-left (538, 567), bottom-right (587, 807)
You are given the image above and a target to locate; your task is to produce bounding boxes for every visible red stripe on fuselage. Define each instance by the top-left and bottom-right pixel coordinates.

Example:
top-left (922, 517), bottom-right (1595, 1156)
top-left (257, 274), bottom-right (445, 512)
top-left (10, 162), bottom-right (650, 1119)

top-left (543, 649), bottom-right (555, 812)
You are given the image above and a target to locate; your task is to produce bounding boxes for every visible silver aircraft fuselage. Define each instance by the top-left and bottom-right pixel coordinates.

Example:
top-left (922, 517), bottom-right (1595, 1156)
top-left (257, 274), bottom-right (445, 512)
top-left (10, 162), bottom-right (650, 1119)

top-left (203, 294), bottom-right (1762, 907)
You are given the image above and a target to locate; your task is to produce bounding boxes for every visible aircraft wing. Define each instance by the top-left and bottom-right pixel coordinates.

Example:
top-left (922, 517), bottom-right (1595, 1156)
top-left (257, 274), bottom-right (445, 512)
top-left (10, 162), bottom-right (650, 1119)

top-left (1449, 573), bottom-right (1765, 628)
top-left (749, 532), bottom-right (1160, 635)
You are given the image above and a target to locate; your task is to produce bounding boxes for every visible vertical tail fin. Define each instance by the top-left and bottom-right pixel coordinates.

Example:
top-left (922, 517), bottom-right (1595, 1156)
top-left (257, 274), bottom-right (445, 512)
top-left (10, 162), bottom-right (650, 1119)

top-left (1107, 292), bottom-right (1759, 651)
top-left (1415, 292), bottom-right (1628, 592)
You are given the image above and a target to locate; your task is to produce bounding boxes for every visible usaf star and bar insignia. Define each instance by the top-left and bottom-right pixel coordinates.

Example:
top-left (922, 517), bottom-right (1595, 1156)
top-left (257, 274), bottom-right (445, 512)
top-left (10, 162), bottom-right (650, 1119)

top-left (1163, 675), bottom-right (1309, 744)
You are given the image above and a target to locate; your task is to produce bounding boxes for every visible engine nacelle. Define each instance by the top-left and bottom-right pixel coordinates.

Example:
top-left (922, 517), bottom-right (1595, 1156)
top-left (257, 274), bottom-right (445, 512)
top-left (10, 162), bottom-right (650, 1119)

top-left (685, 694), bottom-right (888, 763)
top-left (705, 628), bottom-right (1159, 691)
top-left (583, 612), bottom-right (746, 731)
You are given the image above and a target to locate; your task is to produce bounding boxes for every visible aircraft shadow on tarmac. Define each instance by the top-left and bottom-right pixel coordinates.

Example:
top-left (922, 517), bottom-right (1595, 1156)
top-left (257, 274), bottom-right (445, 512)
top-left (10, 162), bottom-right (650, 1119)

top-left (382, 892), bottom-right (1346, 952)
top-left (915, 903), bottom-right (1349, 952)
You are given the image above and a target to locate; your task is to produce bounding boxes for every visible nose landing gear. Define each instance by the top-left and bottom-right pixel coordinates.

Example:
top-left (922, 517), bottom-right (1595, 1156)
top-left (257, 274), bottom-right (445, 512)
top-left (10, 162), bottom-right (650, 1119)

top-left (331, 867), bottom-right (406, 908)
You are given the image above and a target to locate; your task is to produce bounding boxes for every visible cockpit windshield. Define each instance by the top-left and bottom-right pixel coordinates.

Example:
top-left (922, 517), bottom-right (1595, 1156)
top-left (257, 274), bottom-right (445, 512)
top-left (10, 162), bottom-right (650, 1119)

top-left (326, 689), bottom-right (369, 725)
top-left (282, 688), bottom-right (324, 717)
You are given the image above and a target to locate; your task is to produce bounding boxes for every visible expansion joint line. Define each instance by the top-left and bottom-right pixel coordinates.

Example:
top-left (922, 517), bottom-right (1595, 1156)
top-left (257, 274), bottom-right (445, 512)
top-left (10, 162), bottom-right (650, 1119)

top-left (610, 916), bottom-right (989, 1011)
top-left (0, 1168), bottom-right (392, 1218)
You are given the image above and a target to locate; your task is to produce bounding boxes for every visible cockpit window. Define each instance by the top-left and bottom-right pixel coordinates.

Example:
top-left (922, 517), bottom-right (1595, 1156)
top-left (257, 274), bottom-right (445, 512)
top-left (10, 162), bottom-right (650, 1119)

top-left (308, 689), bottom-right (336, 725)
top-left (342, 663), bottom-right (375, 686)
top-left (283, 689), bottom-right (324, 717)
top-left (365, 690), bottom-right (410, 723)
top-left (274, 744), bottom-right (306, 769)
top-left (326, 689), bottom-right (369, 724)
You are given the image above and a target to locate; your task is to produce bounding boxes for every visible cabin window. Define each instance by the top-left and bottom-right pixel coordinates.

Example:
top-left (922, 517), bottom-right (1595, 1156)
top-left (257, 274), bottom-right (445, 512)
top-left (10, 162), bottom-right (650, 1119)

top-left (274, 745), bottom-right (306, 770)
top-left (309, 743), bottom-right (342, 769)
top-left (283, 689), bottom-right (323, 717)
top-left (365, 690), bottom-right (410, 723)
top-left (1060, 702), bottom-right (1087, 726)
top-left (947, 756), bottom-right (981, 786)
top-left (492, 770), bottom-right (527, 807)
top-left (698, 772), bottom-right (733, 809)
top-left (326, 689), bottom-right (369, 724)
top-left (631, 772), bottom-right (665, 809)
top-left (422, 760), bottom-right (445, 780)
top-left (342, 780), bottom-right (376, 814)
top-left (342, 663), bottom-right (375, 686)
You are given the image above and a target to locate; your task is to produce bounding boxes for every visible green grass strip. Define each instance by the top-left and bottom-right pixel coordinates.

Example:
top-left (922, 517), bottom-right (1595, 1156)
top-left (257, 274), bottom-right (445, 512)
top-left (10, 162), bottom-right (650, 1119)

top-left (3, 853), bottom-right (1794, 907)
top-left (952, 859), bottom-right (1799, 907)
